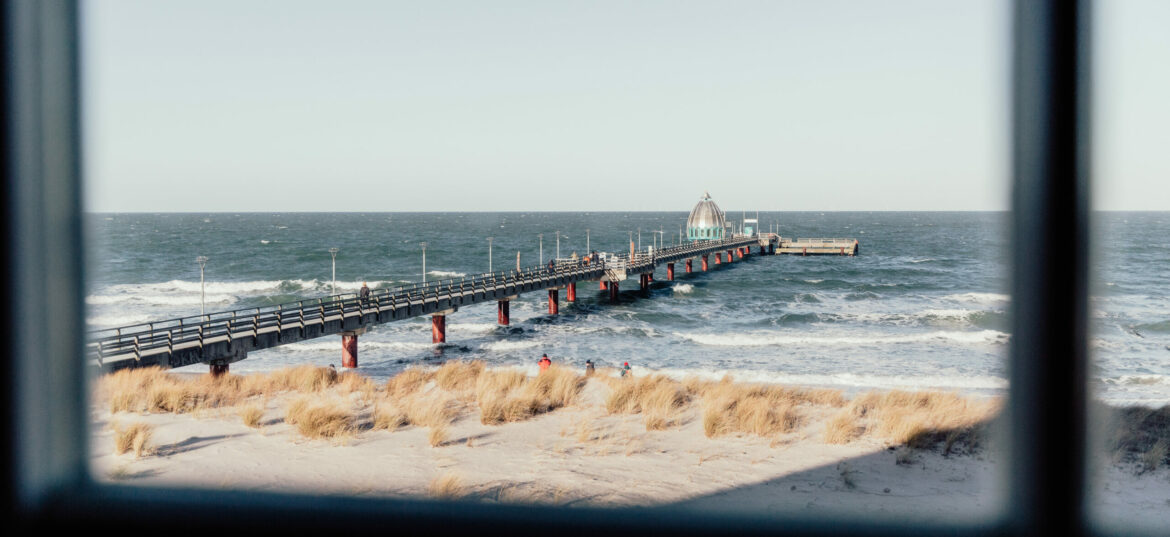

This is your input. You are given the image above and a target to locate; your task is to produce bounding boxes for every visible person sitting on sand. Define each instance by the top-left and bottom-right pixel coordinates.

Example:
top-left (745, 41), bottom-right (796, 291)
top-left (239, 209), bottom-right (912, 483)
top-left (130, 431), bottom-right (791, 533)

top-left (620, 362), bottom-right (631, 378)
top-left (539, 354), bottom-right (552, 373)
top-left (585, 360), bottom-right (595, 377)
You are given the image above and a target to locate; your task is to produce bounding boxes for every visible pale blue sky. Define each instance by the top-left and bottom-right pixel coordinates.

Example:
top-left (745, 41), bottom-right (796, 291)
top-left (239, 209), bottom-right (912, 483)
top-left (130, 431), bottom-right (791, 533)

top-left (82, 1), bottom-right (1167, 212)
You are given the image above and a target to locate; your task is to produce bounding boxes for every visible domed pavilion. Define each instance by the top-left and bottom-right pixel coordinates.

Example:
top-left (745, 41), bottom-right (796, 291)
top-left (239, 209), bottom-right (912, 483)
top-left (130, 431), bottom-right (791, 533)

top-left (686, 191), bottom-right (726, 241)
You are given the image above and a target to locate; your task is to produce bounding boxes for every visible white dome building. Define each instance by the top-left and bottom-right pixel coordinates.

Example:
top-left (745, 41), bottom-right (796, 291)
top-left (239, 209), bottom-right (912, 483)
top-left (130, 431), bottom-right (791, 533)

top-left (686, 191), bottom-right (726, 241)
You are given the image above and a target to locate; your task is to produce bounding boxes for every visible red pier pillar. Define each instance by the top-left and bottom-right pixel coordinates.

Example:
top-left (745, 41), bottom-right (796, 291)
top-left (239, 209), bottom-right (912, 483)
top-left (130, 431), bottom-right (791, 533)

top-left (342, 332), bottom-right (358, 368)
top-left (715, 253), bottom-right (722, 265)
top-left (432, 314), bottom-right (446, 343)
top-left (728, 249), bottom-right (734, 262)
top-left (667, 263), bottom-right (675, 281)
top-left (210, 363), bottom-right (229, 377)
top-left (497, 300), bottom-right (510, 325)
top-left (609, 282), bottom-right (619, 303)
top-left (567, 282), bottom-right (577, 302)
top-left (600, 280), bottom-right (608, 290)
top-left (548, 289), bottom-right (559, 314)
top-left (701, 255), bottom-right (709, 271)
top-left (737, 247), bottom-right (744, 259)
top-left (686, 259), bottom-right (693, 273)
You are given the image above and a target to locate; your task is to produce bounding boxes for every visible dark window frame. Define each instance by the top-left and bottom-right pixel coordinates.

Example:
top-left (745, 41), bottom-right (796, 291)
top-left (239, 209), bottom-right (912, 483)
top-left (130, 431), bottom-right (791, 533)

top-left (4, 0), bottom-right (1119, 535)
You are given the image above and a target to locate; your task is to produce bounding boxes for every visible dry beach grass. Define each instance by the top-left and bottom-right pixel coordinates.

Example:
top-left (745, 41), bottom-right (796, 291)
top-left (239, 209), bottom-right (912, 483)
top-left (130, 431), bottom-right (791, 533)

top-left (94, 361), bottom-right (1167, 471)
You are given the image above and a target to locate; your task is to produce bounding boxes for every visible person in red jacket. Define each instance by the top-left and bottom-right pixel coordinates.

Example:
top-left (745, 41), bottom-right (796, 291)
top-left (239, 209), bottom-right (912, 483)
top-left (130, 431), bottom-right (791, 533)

top-left (539, 354), bottom-right (552, 373)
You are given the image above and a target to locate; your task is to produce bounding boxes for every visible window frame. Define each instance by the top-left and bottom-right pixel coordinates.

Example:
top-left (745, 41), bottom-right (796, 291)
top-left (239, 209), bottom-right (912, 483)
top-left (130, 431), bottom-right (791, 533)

top-left (4, 0), bottom-right (1119, 535)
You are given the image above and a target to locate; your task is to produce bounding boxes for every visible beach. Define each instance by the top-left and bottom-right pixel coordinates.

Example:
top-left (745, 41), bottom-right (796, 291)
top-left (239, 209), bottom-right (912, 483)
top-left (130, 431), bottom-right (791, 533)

top-left (90, 365), bottom-right (1170, 525)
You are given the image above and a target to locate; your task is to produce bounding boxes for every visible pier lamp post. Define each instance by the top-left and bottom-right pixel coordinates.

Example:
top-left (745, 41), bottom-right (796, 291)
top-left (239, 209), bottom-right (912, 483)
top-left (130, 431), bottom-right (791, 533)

top-left (328, 247), bottom-right (339, 296)
top-left (556, 231), bottom-right (560, 260)
top-left (638, 228), bottom-right (641, 251)
top-left (196, 256), bottom-right (208, 317)
top-left (420, 242), bottom-right (427, 283)
top-left (487, 237), bottom-right (494, 273)
top-left (586, 229), bottom-right (590, 252)
top-left (538, 234), bottom-right (543, 264)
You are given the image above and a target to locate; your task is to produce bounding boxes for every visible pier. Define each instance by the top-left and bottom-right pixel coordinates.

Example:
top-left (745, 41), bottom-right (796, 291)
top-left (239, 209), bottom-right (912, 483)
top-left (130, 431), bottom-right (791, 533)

top-left (89, 235), bottom-right (788, 373)
top-left (88, 194), bottom-right (859, 374)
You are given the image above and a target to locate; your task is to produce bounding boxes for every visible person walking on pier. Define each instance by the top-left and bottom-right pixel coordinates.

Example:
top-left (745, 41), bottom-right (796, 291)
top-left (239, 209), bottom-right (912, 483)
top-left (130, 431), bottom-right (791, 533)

top-left (359, 282), bottom-right (370, 305)
top-left (547, 258), bottom-right (556, 275)
top-left (585, 360), bottom-right (595, 377)
top-left (539, 354), bottom-right (552, 373)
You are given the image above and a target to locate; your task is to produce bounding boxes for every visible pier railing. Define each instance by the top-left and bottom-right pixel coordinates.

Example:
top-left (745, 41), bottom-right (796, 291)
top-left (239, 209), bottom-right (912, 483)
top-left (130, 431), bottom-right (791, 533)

top-left (87, 235), bottom-right (763, 370)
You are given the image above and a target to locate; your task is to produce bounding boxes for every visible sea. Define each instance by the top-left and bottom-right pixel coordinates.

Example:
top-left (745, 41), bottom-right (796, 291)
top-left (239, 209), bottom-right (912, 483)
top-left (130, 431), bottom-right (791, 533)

top-left (85, 212), bottom-right (1170, 406)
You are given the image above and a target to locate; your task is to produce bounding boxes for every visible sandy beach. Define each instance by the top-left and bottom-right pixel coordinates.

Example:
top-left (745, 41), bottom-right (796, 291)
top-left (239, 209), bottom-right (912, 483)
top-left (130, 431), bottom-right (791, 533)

top-left (90, 365), bottom-right (1170, 525)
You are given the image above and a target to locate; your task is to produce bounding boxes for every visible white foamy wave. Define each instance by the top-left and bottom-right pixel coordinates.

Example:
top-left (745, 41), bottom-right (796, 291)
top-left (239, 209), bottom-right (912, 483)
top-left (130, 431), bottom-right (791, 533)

top-left (637, 367), bottom-right (1008, 393)
top-left (1100, 375), bottom-right (1170, 387)
top-left (481, 340), bottom-right (541, 351)
top-left (803, 279), bottom-right (824, 284)
top-left (676, 329), bottom-right (1009, 347)
top-left (428, 270), bottom-right (467, 278)
top-left (672, 284), bottom-right (695, 294)
top-left (260, 240), bottom-right (271, 244)
top-left (86, 313), bottom-right (156, 327)
top-left (280, 340), bottom-right (434, 352)
top-left (86, 293), bottom-right (237, 306)
top-left (943, 292), bottom-right (1010, 305)
top-left (908, 258), bottom-right (937, 264)
top-left (448, 323), bottom-right (499, 334)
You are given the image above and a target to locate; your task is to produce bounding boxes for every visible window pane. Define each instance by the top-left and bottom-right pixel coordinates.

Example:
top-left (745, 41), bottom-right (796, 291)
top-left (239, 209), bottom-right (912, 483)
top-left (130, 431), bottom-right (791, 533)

top-left (1089, 0), bottom-right (1170, 529)
top-left (84, 0), bottom-right (1010, 523)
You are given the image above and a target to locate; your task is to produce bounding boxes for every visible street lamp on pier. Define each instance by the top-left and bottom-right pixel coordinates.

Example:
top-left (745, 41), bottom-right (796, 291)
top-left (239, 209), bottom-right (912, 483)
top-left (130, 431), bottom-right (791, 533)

top-left (487, 237), bottom-right (494, 273)
top-left (538, 234), bottom-right (544, 264)
top-left (555, 231), bottom-right (561, 260)
top-left (420, 242), bottom-right (427, 283)
top-left (195, 256), bottom-right (208, 317)
top-left (586, 229), bottom-right (590, 252)
top-left (328, 247), bottom-right (339, 296)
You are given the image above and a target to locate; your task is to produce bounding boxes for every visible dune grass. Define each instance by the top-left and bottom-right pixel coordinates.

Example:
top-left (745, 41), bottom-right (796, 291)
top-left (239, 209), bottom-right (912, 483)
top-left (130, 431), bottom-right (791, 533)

top-left (284, 396), bottom-right (354, 440)
top-left (604, 375), bottom-right (692, 430)
top-left (1103, 404), bottom-right (1170, 472)
top-left (699, 382), bottom-right (842, 438)
top-left (239, 404), bottom-right (264, 428)
top-left (477, 365), bottom-right (584, 425)
top-left (112, 422), bottom-right (154, 458)
top-left (822, 390), bottom-right (1000, 451)
top-left (429, 473), bottom-right (463, 499)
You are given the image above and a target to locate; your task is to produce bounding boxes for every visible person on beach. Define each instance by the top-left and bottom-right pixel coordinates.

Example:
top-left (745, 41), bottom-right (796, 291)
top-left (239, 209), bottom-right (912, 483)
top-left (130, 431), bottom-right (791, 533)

top-left (620, 362), bottom-right (631, 378)
top-left (585, 360), bottom-right (595, 377)
top-left (359, 282), bottom-right (370, 305)
top-left (539, 354), bottom-right (552, 373)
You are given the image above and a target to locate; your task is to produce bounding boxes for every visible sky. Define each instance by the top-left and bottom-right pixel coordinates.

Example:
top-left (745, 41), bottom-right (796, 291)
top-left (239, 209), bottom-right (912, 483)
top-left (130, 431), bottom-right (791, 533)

top-left (81, 0), bottom-right (1167, 212)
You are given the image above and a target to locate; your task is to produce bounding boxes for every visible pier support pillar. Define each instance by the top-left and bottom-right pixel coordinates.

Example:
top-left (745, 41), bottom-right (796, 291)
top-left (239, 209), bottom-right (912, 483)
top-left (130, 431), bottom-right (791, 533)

top-left (769, 244), bottom-right (775, 255)
top-left (210, 362), bottom-right (229, 377)
top-left (640, 273), bottom-right (649, 293)
top-left (432, 314), bottom-right (447, 344)
top-left (497, 300), bottom-right (510, 326)
top-left (341, 332), bottom-right (358, 368)
top-left (728, 249), bottom-right (734, 262)
top-left (609, 282), bottom-right (619, 303)
top-left (715, 253), bottom-right (721, 265)
top-left (548, 289), bottom-right (559, 315)
top-left (701, 255), bottom-right (709, 271)
top-left (667, 263), bottom-right (675, 281)
top-left (566, 282), bottom-right (577, 302)
top-left (686, 259), bottom-right (693, 273)
top-left (600, 280), bottom-right (608, 290)
top-left (737, 247), bottom-right (744, 259)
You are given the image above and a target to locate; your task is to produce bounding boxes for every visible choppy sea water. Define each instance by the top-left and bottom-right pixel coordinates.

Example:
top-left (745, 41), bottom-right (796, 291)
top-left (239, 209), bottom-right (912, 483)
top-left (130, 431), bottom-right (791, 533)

top-left (86, 212), bottom-right (1170, 405)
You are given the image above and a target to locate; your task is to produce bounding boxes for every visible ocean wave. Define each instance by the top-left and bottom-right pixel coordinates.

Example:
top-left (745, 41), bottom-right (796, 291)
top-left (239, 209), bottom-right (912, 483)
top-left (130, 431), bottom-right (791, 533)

top-left (943, 292), bottom-right (1010, 305)
top-left (86, 278), bottom-right (400, 305)
top-left (86, 293), bottom-right (237, 306)
top-left (638, 367), bottom-right (1008, 392)
top-left (1134, 320), bottom-right (1170, 333)
top-left (428, 270), bottom-right (467, 278)
top-left (447, 323), bottom-right (499, 334)
top-left (1100, 375), bottom-right (1170, 387)
top-left (86, 313), bottom-right (156, 326)
top-left (279, 340), bottom-right (434, 352)
top-left (672, 283), bottom-right (695, 294)
top-left (676, 329), bottom-right (1009, 347)
top-left (481, 340), bottom-right (541, 351)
